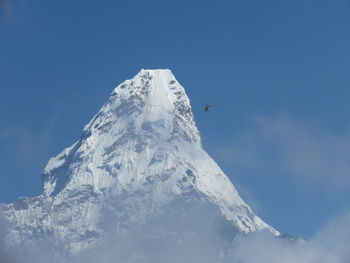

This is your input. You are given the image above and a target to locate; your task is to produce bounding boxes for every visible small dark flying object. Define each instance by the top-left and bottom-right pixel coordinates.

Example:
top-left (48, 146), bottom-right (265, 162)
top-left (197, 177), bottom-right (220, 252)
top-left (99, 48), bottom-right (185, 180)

top-left (204, 104), bottom-right (214, 111)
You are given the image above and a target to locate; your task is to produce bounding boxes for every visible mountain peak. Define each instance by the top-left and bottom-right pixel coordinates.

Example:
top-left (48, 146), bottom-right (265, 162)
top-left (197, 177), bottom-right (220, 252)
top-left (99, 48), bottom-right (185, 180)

top-left (42, 69), bottom-right (201, 197)
top-left (109, 68), bottom-right (191, 120)
top-left (88, 68), bottom-right (200, 142)
top-left (40, 69), bottom-right (277, 233)
top-left (138, 68), bottom-right (173, 75)
top-left (1, 69), bottom-right (278, 256)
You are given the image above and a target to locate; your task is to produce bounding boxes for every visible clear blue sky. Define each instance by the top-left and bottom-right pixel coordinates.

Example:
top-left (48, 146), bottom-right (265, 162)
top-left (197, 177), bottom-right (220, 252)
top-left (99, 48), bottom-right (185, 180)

top-left (1, 0), bottom-right (350, 239)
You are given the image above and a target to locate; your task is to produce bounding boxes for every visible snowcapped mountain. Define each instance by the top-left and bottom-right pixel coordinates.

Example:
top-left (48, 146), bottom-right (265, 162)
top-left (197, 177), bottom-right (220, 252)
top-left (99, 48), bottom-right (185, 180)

top-left (0, 69), bottom-right (278, 256)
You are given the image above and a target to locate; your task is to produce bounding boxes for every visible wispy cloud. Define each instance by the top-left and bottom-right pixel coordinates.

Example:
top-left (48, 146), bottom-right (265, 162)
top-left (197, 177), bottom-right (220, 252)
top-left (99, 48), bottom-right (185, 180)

top-left (0, 111), bottom-right (61, 171)
top-left (216, 114), bottom-right (350, 193)
top-left (0, 0), bottom-right (21, 27)
top-left (0, 217), bottom-right (16, 263)
top-left (229, 210), bottom-right (350, 263)
top-left (0, 0), bottom-right (15, 18)
top-left (0, 124), bottom-right (51, 167)
top-left (3, 203), bottom-right (350, 263)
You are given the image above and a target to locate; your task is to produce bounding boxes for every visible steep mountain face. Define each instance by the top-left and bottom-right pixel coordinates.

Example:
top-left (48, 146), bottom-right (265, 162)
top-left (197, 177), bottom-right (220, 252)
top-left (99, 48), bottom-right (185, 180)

top-left (0, 69), bottom-right (278, 256)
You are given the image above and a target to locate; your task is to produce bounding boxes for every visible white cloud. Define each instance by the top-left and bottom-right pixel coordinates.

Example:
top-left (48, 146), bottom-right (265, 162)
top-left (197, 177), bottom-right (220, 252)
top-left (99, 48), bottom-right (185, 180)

top-left (229, 210), bottom-right (350, 263)
top-left (216, 114), bottom-right (350, 193)
top-left (5, 207), bottom-right (349, 263)
top-left (1, 188), bottom-right (350, 263)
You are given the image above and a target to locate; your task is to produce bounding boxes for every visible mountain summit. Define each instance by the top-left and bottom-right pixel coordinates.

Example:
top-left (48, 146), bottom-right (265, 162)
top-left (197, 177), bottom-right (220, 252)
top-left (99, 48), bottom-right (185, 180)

top-left (1, 69), bottom-right (278, 256)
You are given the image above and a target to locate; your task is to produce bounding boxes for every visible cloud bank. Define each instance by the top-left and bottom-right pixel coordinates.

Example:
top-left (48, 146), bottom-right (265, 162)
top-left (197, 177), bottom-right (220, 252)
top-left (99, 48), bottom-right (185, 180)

top-left (73, 208), bottom-right (350, 263)
top-left (2, 200), bottom-right (349, 263)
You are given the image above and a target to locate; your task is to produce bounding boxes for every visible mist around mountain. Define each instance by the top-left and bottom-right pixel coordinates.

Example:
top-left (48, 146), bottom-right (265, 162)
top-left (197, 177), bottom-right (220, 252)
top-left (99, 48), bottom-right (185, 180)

top-left (1, 208), bottom-right (350, 263)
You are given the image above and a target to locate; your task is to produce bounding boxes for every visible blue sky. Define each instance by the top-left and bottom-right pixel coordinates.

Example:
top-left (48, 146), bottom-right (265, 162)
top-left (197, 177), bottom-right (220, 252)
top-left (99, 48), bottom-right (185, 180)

top-left (1, 0), bottom-right (350, 239)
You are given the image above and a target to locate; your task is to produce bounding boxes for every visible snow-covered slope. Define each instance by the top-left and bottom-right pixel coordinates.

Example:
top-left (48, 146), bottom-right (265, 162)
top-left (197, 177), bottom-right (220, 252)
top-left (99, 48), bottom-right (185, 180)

top-left (0, 69), bottom-right (278, 255)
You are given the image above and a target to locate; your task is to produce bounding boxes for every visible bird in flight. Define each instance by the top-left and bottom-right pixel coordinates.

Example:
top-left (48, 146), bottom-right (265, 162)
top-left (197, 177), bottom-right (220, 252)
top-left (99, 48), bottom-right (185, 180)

top-left (204, 104), bottom-right (214, 111)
